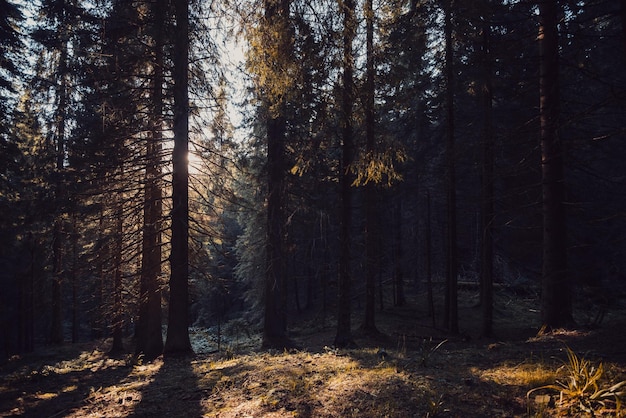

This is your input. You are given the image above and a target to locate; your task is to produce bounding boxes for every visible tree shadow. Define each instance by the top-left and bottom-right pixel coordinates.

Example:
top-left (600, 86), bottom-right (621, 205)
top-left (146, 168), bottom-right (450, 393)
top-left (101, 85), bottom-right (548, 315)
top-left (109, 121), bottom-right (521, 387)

top-left (129, 355), bottom-right (204, 417)
top-left (0, 345), bottom-right (135, 417)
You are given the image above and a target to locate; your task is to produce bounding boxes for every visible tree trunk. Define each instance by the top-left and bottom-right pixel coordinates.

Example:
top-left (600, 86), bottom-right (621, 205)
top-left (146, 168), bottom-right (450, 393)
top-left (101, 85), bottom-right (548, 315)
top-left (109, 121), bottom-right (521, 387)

top-left (70, 217), bottom-right (78, 344)
top-left (425, 191), bottom-right (435, 327)
top-left (164, 0), bottom-right (192, 356)
top-left (50, 34), bottom-right (69, 345)
top-left (480, 16), bottom-right (494, 338)
top-left (362, 0), bottom-right (379, 334)
top-left (393, 198), bottom-right (406, 307)
top-left (110, 195), bottom-right (125, 355)
top-left (136, 0), bottom-right (165, 361)
top-left (335, 0), bottom-right (357, 349)
top-left (261, 0), bottom-right (291, 349)
top-left (443, 0), bottom-right (458, 334)
top-left (264, 113), bottom-right (288, 346)
top-left (539, 0), bottom-right (572, 329)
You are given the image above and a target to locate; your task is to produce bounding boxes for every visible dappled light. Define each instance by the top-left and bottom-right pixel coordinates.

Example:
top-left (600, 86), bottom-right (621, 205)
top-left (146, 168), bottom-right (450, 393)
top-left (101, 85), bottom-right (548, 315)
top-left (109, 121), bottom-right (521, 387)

top-left (2, 0), bottom-right (626, 416)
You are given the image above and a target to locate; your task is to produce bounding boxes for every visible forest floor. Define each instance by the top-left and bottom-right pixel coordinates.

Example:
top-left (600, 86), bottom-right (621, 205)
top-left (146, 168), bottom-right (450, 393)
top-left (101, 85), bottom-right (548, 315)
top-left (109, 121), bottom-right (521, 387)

top-left (2, 287), bottom-right (626, 417)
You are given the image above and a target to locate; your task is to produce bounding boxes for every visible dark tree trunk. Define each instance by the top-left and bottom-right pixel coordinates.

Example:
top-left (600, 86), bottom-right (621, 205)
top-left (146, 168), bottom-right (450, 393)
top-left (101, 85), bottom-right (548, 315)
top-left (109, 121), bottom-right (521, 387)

top-left (261, 0), bottom-right (291, 349)
top-left (264, 114), bottom-right (288, 346)
top-left (480, 17), bottom-right (494, 338)
top-left (443, 0), bottom-right (458, 334)
top-left (362, 0), bottom-right (379, 334)
top-left (539, 0), bottom-right (572, 329)
top-left (136, 0), bottom-right (165, 361)
top-left (110, 197), bottom-right (125, 355)
top-left (18, 234), bottom-right (35, 353)
top-left (164, 0), bottom-right (192, 356)
top-left (50, 35), bottom-right (69, 345)
top-left (425, 191), bottom-right (435, 327)
top-left (335, 0), bottom-right (357, 349)
top-left (393, 198), bottom-right (406, 307)
top-left (51, 219), bottom-right (64, 345)
top-left (70, 217), bottom-right (78, 344)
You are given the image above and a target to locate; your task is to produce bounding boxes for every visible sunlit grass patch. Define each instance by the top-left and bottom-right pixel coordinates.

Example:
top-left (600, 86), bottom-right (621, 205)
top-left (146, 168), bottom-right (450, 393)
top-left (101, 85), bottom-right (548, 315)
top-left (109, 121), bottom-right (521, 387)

top-left (34, 391), bottom-right (58, 400)
top-left (473, 361), bottom-right (559, 388)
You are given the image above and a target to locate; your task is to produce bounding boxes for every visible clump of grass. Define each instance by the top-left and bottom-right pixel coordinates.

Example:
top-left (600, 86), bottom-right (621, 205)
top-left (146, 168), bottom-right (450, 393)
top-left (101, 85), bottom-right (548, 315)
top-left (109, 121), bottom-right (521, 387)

top-left (473, 361), bottom-right (558, 388)
top-left (527, 347), bottom-right (626, 416)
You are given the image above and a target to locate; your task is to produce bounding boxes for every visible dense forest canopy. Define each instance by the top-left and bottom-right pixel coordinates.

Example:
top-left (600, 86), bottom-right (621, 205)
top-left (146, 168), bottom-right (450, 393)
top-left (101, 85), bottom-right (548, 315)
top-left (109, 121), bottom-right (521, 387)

top-left (1, 0), bottom-right (625, 359)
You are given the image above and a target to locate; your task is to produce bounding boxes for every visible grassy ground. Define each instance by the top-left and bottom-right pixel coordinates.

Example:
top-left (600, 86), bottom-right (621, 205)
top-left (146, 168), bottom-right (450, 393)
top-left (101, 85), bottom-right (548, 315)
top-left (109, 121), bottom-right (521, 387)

top-left (1, 288), bottom-right (625, 417)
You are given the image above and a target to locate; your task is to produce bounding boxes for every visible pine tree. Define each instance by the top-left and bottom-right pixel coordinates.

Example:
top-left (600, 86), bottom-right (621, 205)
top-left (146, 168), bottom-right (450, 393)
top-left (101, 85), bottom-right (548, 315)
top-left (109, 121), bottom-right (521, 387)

top-left (164, 0), bottom-right (193, 356)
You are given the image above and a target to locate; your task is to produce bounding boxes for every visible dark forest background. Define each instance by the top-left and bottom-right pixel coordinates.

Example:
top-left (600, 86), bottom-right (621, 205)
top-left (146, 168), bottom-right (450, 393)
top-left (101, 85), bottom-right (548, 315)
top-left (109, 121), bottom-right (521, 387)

top-left (1, 0), bottom-right (625, 360)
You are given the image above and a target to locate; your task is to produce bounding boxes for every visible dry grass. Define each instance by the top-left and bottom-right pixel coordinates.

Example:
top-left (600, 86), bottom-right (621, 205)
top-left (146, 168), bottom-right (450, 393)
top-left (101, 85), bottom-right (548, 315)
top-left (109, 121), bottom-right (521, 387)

top-left (2, 289), bottom-right (626, 417)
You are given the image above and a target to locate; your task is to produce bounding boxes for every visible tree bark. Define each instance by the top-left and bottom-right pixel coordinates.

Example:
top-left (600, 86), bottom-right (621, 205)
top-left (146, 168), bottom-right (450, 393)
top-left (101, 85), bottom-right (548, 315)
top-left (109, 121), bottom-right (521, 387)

top-left (335, 0), bottom-right (357, 348)
top-left (50, 32), bottom-right (69, 345)
top-left (261, 0), bottom-right (292, 349)
top-left (110, 194), bottom-right (125, 355)
top-left (164, 0), bottom-right (192, 356)
top-left (539, 0), bottom-right (572, 329)
top-left (362, 0), bottom-right (379, 334)
top-left (264, 113), bottom-right (288, 346)
top-left (393, 198), bottom-right (406, 307)
top-left (443, 0), bottom-right (458, 334)
top-left (480, 15), bottom-right (494, 338)
top-left (136, 0), bottom-right (165, 361)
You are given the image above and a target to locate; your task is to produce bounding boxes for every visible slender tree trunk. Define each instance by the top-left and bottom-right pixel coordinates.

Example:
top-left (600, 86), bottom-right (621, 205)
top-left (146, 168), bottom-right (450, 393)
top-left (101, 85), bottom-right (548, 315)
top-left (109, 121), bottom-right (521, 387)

top-left (480, 16), bottom-right (494, 338)
top-left (539, 0), bottom-right (572, 329)
top-left (362, 0), bottom-right (379, 334)
top-left (393, 198), bottom-right (406, 307)
top-left (136, 0), bottom-right (165, 361)
top-left (164, 0), bottom-right (192, 356)
top-left (70, 217), bottom-right (78, 344)
top-left (335, 0), bottom-right (357, 349)
top-left (443, 0), bottom-right (458, 334)
top-left (50, 36), bottom-right (69, 345)
top-left (425, 191), bottom-right (435, 327)
top-left (110, 194), bottom-right (125, 355)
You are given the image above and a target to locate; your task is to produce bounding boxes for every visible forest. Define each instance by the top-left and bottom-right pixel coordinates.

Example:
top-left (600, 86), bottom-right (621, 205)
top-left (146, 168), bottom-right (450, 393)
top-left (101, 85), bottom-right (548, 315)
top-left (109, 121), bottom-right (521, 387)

top-left (1, 0), bottom-right (626, 416)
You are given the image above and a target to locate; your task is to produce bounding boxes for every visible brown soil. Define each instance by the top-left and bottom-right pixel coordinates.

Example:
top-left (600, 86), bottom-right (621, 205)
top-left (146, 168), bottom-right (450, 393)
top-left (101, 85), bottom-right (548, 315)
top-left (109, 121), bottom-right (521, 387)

top-left (2, 289), bottom-right (626, 417)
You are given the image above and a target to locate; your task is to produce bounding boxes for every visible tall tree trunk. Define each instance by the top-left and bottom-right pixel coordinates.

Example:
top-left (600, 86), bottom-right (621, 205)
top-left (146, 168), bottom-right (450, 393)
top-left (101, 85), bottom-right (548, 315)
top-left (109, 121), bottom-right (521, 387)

top-left (362, 0), bottom-right (379, 334)
top-left (50, 34), bottom-right (69, 345)
top-left (539, 0), bottom-right (572, 329)
top-left (393, 198), bottom-right (406, 307)
top-left (110, 194), bottom-right (125, 355)
top-left (425, 191), bottom-right (435, 327)
top-left (70, 216), bottom-right (78, 344)
top-left (264, 113), bottom-right (288, 346)
top-left (335, 0), bottom-right (357, 349)
top-left (136, 0), bottom-right (165, 361)
top-left (262, 0), bottom-right (291, 349)
top-left (164, 0), bottom-right (192, 356)
top-left (443, 0), bottom-right (458, 334)
top-left (480, 16), bottom-right (494, 338)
